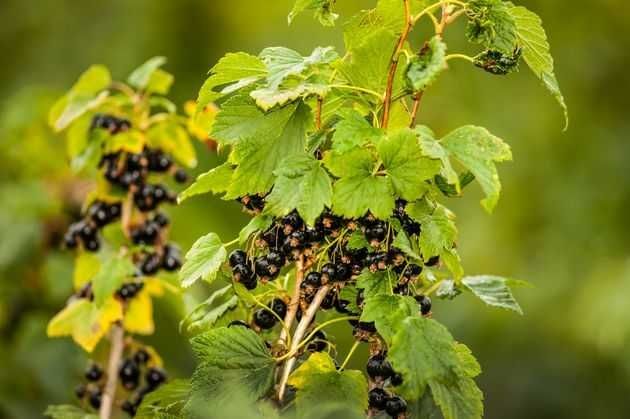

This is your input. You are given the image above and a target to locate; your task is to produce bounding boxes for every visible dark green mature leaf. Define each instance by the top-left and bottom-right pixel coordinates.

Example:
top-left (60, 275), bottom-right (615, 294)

top-left (92, 254), bottom-right (136, 307)
top-left (289, 0), bottom-right (338, 27)
top-left (346, 230), bottom-right (370, 251)
top-left (361, 294), bottom-right (416, 344)
top-left (44, 405), bottom-right (98, 419)
top-left (466, 0), bottom-right (518, 54)
top-left (190, 327), bottom-right (276, 403)
top-left (135, 379), bottom-right (190, 419)
top-left (197, 53), bottom-right (267, 112)
top-left (128, 56), bottom-right (167, 90)
top-left (462, 275), bottom-right (523, 314)
top-left (406, 36), bottom-right (448, 92)
top-left (180, 233), bottom-right (227, 288)
top-left (49, 65), bottom-right (111, 131)
top-left (331, 109), bottom-right (384, 154)
top-left (265, 154), bottom-right (332, 226)
top-left (441, 126), bottom-right (512, 213)
top-left (509, 6), bottom-right (568, 129)
top-left (378, 128), bottom-right (440, 201)
top-left (178, 162), bottom-right (234, 203)
top-left (288, 352), bottom-right (368, 419)
top-left (429, 376), bottom-right (484, 419)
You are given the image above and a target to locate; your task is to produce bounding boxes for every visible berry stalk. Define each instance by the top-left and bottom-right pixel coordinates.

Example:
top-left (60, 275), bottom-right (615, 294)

top-left (99, 323), bottom-right (125, 419)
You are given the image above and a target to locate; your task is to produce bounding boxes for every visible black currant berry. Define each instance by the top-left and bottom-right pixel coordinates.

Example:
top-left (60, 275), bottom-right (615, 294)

top-left (425, 255), bottom-right (440, 267)
top-left (321, 291), bottom-right (336, 310)
top-left (85, 364), bottom-right (103, 382)
top-left (141, 253), bottom-right (161, 276)
top-left (306, 330), bottom-right (327, 352)
top-left (321, 263), bottom-right (336, 281)
top-left (153, 212), bottom-right (169, 227)
top-left (365, 222), bottom-right (387, 244)
top-left (334, 263), bottom-right (352, 282)
top-left (121, 400), bottom-right (136, 415)
top-left (368, 388), bottom-right (389, 410)
top-left (266, 251), bottom-right (285, 268)
top-left (390, 372), bottom-right (404, 386)
top-left (385, 395), bottom-right (407, 417)
top-left (233, 263), bottom-right (254, 283)
top-left (84, 238), bottom-right (101, 252)
top-left (88, 389), bottom-right (102, 409)
top-left (269, 298), bottom-right (287, 319)
top-left (229, 250), bottom-right (247, 268)
top-left (74, 384), bottom-right (87, 399)
top-left (403, 264), bottom-right (422, 279)
top-left (119, 359), bottom-right (140, 390)
top-left (281, 212), bottom-right (303, 232)
top-left (357, 321), bottom-right (376, 333)
top-left (64, 231), bottom-right (78, 249)
top-left (173, 168), bottom-right (188, 183)
top-left (415, 295), bottom-right (432, 315)
top-left (255, 257), bottom-right (273, 278)
top-left (366, 354), bottom-right (394, 380)
top-left (335, 298), bottom-right (352, 314)
top-left (304, 271), bottom-right (322, 287)
top-left (145, 367), bottom-right (167, 390)
top-left (253, 309), bottom-right (277, 330)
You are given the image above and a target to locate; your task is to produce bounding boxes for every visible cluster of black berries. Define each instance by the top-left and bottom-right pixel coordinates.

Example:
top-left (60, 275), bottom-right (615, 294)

top-left (138, 243), bottom-right (182, 276)
top-left (74, 363), bottom-right (105, 410)
top-left (131, 213), bottom-right (169, 246)
top-left (116, 282), bottom-right (144, 301)
top-left (252, 298), bottom-right (287, 330)
top-left (366, 353), bottom-right (407, 418)
top-left (92, 114), bottom-right (131, 134)
top-left (64, 201), bottom-right (122, 251)
top-left (118, 349), bottom-right (167, 416)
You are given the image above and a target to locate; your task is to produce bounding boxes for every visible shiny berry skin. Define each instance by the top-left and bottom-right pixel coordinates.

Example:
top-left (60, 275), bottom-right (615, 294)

top-left (266, 251), bottom-right (285, 268)
top-left (253, 309), bottom-right (277, 330)
top-left (415, 295), bottom-right (432, 315)
top-left (269, 298), bottom-right (287, 318)
top-left (365, 224), bottom-right (387, 243)
top-left (64, 231), bottom-right (78, 249)
top-left (321, 263), bottom-right (336, 281)
top-left (229, 250), bottom-right (247, 268)
top-left (357, 321), bottom-right (376, 333)
top-left (385, 395), bottom-right (407, 417)
top-left (281, 212), bottom-right (303, 231)
top-left (240, 274), bottom-right (258, 290)
top-left (368, 388), bottom-right (389, 410)
top-left (74, 384), bottom-right (87, 399)
top-left (85, 364), bottom-right (103, 382)
top-left (84, 238), bottom-right (101, 252)
top-left (390, 372), bottom-right (404, 386)
top-left (366, 354), bottom-right (394, 379)
top-left (233, 263), bottom-right (254, 283)
top-left (403, 264), bottom-right (422, 278)
top-left (335, 298), bottom-right (352, 314)
top-left (174, 168), bottom-right (188, 183)
top-left (163, 253), bottom-right (182, 271)
top-left (334, 263), bottom-right (352, 282)
top-left (306, 330), bottom-right (327, 352)
top-left (145, 367), bottom-right (167, 390)
top-left (134, 349), bottom-right (150, 365)
top-left (305, 227), bottom-right (324, 243)
top-left (119, 359), bottom-right (140, 389)
top-left (255, 257), bottom-right (273, 277)
top-left (141, 253), bottom-right (161, 275)
top-left (121, 400), bottom-right (136, 415)
top-left (89, 389), bottom-right (102, 409)
top-left (304, 271), bottom-right (322, 287)
top-left (153, 212), bottom-right (169, 227)
top-left (425, 255), bottom-right (440, 267)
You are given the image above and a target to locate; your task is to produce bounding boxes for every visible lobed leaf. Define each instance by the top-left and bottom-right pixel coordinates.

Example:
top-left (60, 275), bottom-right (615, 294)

top-left (179, 233), bottom-right (227, 288)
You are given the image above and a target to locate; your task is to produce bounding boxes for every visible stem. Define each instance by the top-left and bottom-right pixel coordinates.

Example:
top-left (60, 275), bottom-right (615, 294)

top-left (445, 53), bottom-right (475, 63)
top-left (224, 238), bottom-right (239, 247)
top-left (329, 84), bottom-right (383, 100)
top-left (381, 0), bottom-right (413, 130)
top-left (409, 91), bottom-right (424, 127)
top-left (277, 255), bottom-right (306, 348)
top-left (99, 323), bottom-right (124, 419)
top-left (423, 279), bottom-right (444, 296)
top-left (121, 190), bottom-right (134, 239)
top-left (277, 284), bottom-right (331, 402)
top-left (316, 96), bottom-right (323, 130)
top-left (338, 340), bottom-right (361, 371)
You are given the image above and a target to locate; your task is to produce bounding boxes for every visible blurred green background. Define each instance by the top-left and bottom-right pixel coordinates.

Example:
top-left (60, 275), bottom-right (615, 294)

top-left (1, 0), bottom-right (629, 418)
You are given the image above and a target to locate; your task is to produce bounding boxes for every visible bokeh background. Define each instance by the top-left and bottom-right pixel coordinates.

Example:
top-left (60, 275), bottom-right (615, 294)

top-left (1, 0), bottom-right (629, 418)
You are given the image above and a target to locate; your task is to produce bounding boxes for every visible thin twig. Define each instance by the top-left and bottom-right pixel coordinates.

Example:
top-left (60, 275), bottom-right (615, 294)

top-left (381, 0), bottom-right (413, 130)
top-left (316, 97), bottom-right (323, 130)
top-left (277, 284), bottom-right (331, 401)
top-left (277, 255), bottom-right (306, 348)
top-left (409, 91), bottom-right (424, 128)
top-left (99, 323), bottom-right (125, 419)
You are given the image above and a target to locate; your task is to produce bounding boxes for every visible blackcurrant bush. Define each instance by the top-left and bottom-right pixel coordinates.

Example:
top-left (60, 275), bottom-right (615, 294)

top-left (145, 367), bottom-right (167, 390)
top-left (229, 250), bottom-right (247, 268)
top-left (415, 295), bottom-right (432, 315)
top-left (253, 309), bottom-right (277, 330)
top-left (366, 354), bottom-right (394, 380)
top-left (368, 388), bottom-right (389, 410)
top-left (385, 395), bottom-right (407, 417)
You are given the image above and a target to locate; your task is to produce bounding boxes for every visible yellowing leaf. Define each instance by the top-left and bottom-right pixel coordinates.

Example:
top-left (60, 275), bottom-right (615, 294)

top-left (47, 298), bottom-right (123, 352)
top-left (73, 252), bottom-right (101, 290)
top-left (124, 290), bottom-right (155, 335)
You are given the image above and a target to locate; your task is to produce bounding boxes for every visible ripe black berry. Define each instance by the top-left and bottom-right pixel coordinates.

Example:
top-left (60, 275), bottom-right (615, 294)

top-left (141, 253), bottom-right (162, 276)
top-left (255, 257), bottom-right (273, 278)
top-left (233, 263), bottom-right (255, 284)
top-left (281, 212), bottom-right (303, 232)
top-left (365, 222), bottom-right (387, 244)
top-left (334, 263), bottom-right (352, 282)
top-left (119, 359), bottom-right (140, 390)
top-left (173, 168), bottom-right (188, 183)
top-left (390, 372), bottom-right (404, 386)
top-left (75, 384), bottom-right (87, 399)
top-left (368, 388), bottom-right (389, 410)
top-left (266, 251), bottom-right (285, 268)
top-left (366, 354), bottom-right (394, 380)
top-left (84, 238), bottom-right (101, 252)
top-left (321, 291), bottom-right (336, 310)
top-left (270, 298), bottom-right (287, 318)
top-left (85, 364), bottom-right (103, 382)
top-left (335, 298), bottom-right (352, 314)
top-left (357, 321), bottom-right (376, 333)
top-left (415, 295), bottom-right (432, 315)
top-left (403, 264), bottom-right (422, 278)
top-left (425, 255), bottom-right (440, 267)
top-left (88, 389), bottom-right (102, 409)
top-left (304, 271), bottom-right (322, 287)
top-left (306, 330), bottom-right (327, 352)
top-left (385, 395), bottom-right (407, 417)
top-left (229, 250), bottom-right (247, 268)
top-left (321, 263), bottom-right (336, 281)
top-left (145, 367), bottom-right (167, 390)
top-left (253, 309), bottom-right (277, 329)
top-left (64, 231), bottom-right (78, 249)
top-left (153, 212), bottom-right (169, 227)
top-left (121, 400), bottom-right (136, 415)
top-left (134, 349), bottom-right (150, 365)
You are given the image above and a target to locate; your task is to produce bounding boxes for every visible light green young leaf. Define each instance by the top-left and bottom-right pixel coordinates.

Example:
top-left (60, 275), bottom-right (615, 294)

top-left (288, 0), bottom-right (338, 27)
top-left (417, 126), bottom-right (460, 190)
top-left (361, 294), bottom-right (417, 344)
top-left (44, 405), bottom-right (99, 419)
top-left (378, 128), bottom-right (441, 201)
top-left (259, 46), bottom-right (338, 90)
top-left (288, 352), bottom-right (368, 419)
top-left (178, 163), bottom-right (234, 203)
top-left (356, 269), bottom-right (392, 299)
top-left (180, 233), bottom-right (227, 288)
top-left (251, 82), bottom-right (328, 112)
top-left (509, 6), bottom-right (568, 129)
top-left (441, 126), bottom-right (512, 212)
top-left (392, 230), bottom-right (422, 262)
top-left (197, 52), bottom-right (267, 112)
top-left (49, 65), bottom-right (111, 132)
top-left (265, 154), bottom-right (332, 226)
top-left (146, 68), bottom-right (174, 95)
top-left (408, 205), bottom-right (457, 259)
top-left (92, 255), bottom-right (136, 307)
top-left (462, 275), bottom-right (523, 314)
top-left (466, 0), bottom-right (518, 54)
top-left (128, 56), bottom-right (167, 89)
top-left (405, 36), bottom-right (448, 92)
top-left (331, 109), bottom-right (384, 154)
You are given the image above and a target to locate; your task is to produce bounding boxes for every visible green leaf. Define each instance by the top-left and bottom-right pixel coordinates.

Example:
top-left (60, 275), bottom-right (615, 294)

top-left (197, 52), bottom-right (267, 112)
top-left (356, 269), bottom-right (392, 299)
top-left (331, 109), bottom-right (384, 154)
top-left (408, 204), bottom-right (457, 259)
top-left (405, 36), bottom-right (448, 92)
top-left (429, 375), bottom-right (484, 419)
top-left (180, 285), bottom-right (239, 334)
top-left (392, 230), bottom-right (422, 262)
top-left (441, 126), bottom-right (512, 212)
top-left (226, 99), bottom-right (312, 197)
top-left (259, 47), bottom-right (338, 90)
top-left (462, 275), bottom-right (523, 314)
top-left (466, 0), bottom-right (518, 54)
top-left (128, 56), bottom-right (167, 89)
top-left (135, 379), bottom-right (190, 419)
top-left (265, 154), bottom-right (332, 226)
top-left (288, 352), bottom-right (368, 419)
top-left (289, 0), bottom-right (339, 27)
top-left (361, 294), bottom-right (416, 344)
top-left (147, 120), bottom-right (197, 168)
top-left (146, 69), bottom-right (174, 95)
top-left (509, 6), bottom-right (568, 129)
top-left (49, 65), bottom-right (111, 131)
top-left (180, 233), bottom-right (227, 288)
top-left (44, 405), bottom-right (98, 419)
top-left (346, 230), bottom-right (370, 251)
top-left (190, 327), bottom-right (276, 403)
top-left (178, 163), bottom-right (234, 203)
top-left (92, 254), bottom-right (136, 307)
top-left (379, 128), bottom-right (440, 201)
top-left (251, 81), bottom-right (329, 112)
top-left (239, 214), bottom-right (274, 245)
